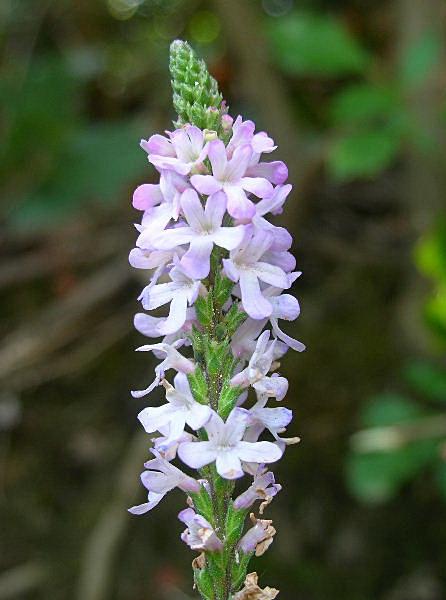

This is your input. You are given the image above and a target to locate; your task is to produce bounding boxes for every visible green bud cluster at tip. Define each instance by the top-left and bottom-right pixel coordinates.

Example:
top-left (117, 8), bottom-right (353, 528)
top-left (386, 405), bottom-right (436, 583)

top-left (169, 39), bottom-right (225, 131)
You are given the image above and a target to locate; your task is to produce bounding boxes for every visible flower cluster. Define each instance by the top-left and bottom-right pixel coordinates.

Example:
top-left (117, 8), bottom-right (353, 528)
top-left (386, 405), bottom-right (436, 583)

top-left (128, 40), bottom-right (304, 600)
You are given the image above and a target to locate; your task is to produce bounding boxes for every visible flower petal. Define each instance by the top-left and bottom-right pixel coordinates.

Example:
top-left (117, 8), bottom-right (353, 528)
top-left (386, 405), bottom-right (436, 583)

top-left (216, 450), bottom-right (244, 479)
top-left (190, 174), bottom-right (222, 196)
top-left (239, 271), bottom-right (272, 319)
top-left (178, 441), bottom-right (216, 469)
top-left (237, 441), bottom-right (283, 464)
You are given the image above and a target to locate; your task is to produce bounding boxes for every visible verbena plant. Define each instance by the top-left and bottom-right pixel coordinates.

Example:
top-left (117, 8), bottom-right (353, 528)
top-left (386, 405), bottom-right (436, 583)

top-left (129, 40), bottom-right (304, 600)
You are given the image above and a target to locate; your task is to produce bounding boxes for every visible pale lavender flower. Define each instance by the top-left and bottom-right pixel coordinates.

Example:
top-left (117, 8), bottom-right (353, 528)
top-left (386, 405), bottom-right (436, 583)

top-left (234, 468), bottom-right (281, 511)
top-left (138, 264), bottom-right (203, 336)
top-left (226, 116), bottom-right (276, 158)
top-left (136, 171), bottom-right (189, 247)
top-left (134, 307), bottom-right (196, 340)
top-left (137, 373), bottom-right (212, 444)
top-left (178, 408), bottom-right (282, 480)
top-left (231, 331), bottom-right (288, 401)
top-left (129, 451), bottom-right (200, 515)
top-left (178, 508), bottom-right (224, 552)
top-left (190, 140), bottom-right (273, 221)
top-left (245, 395), bottom-right (293, 443)
top-left (152, 427), bottom-right (195, 461)
top-left (142, 126), bottom-right (208, 175)
top-left (129, 491), bottom-right (165, 515)
top-left (131, 341), bottom-right (195, 398)
top-left (223, 230), bottom-right (290, 320)
top-left (151, 189), bottom-right (246, 279)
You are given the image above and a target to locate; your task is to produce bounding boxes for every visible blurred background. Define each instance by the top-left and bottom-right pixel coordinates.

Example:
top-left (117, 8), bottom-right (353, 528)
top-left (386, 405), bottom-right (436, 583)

top-left (1, 0), bottom-right (446, 599)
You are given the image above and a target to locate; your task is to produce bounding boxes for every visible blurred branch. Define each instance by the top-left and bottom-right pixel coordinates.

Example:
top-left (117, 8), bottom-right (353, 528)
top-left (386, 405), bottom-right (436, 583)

top-left (0, 257), bottom-right (132, 384)
top-left (0, 562), bottom-right (46, 599)
top-left (76, 432), bottom-right (149, 600)
top-left (8, 307), bottom-right (133, 392)
top-left (351, 414), bottom-right (446, 453)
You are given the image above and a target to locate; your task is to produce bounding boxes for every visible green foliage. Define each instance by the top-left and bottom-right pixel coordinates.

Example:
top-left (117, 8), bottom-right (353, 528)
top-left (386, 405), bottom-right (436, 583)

top-left (169, 40), bottom-right (223, 130)
top-left (404, 361), bottom-right (446, 404)
top-left (2, 54), bottom-right (147, 230)
top-left (328, 82), bottom-right (405, 179)
top-left (191, 485), bottom-right (214, 524)
top-left (218, 382), bottom-right (242, 420)
top-left (346, 439), bottom-right (438, 503)
top-left (347, 391), bottom-right (445, 503)
top-left (329, 127), bottom-right (402, 180)
top-left (225, 502), bottom-right (247, 546)
top-left (188, 367), bottom-right (209, 405)
top-left (10, 121), bottom-right (146, 229)
top-left (268, 11), bottom-right (369, 77)
top-left (415, 222), bottom-right (446, 342)
top-left (400, 31), bottom-right (442, 89)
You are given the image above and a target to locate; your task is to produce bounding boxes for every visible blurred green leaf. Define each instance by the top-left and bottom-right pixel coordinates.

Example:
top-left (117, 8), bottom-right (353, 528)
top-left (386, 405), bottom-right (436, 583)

top-left (1, 56), bottom-right (80, 174)
top-left (404, 361), bottom-right (446, 404)
top-left (346, 439), bottom-right (438, 503)
top-left (328, 127), bottom-right (401, 180)
top-left (423, 286), bottom-right (446, 341)
top-left (268, 11), bottom-right (370, 77)
top-left (330, 83), bottom-right (400, 126)
top-left (10, 120), bottom-right (147, 229)
top-left (401, 31), bottom-right (442, 89)
top-left (360, 393), bottom-right (425, 427)
top-left (415, 222), bottom-right (446, 282)
top-left (347, 394), bottom-right (438, 503)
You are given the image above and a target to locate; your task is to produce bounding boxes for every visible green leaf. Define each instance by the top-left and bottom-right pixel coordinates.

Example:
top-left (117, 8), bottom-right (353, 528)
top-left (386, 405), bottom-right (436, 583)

top-left (330, 83), bottom-right (400, 126)
top-left (188, 368), bottom-right (209, 405)
top-left (414, 221), bottom-right (446, 282)
top-left (268, 12), bottom-right (370, 77)
top-left (328, 127), bottom-right (401, 180)
top-left (346, 438), bottom-right (438, 503)
top-left (347, 394), bottom-right (438, 503)
top-left (10, 120), bottom-right (146, 229)
top-left (225, 502), bottom-right (247, 546)
top-left (360, 393), bottom-right (424, 428)
top-left (401, 31), bottom-right (442, 89)
top-left (403, 361), bottom-right (446, 404)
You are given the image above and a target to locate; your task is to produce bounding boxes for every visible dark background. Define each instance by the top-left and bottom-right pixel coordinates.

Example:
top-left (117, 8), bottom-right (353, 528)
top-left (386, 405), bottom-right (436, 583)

top-left (1, 1), bottom-right (446, 599)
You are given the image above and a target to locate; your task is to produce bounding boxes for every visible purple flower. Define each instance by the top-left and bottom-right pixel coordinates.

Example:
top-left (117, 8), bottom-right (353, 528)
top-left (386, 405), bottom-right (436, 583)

top-left (226, 116), bottom-right (276, 158)
top-left (234, 468), bottom-right (281, 511)
top-left (129, 451), bottom-right (200, 515)
top-left (151, 189), bottom-right (246, 279)
top-left (238, 514), bottom-right (276, 557)
top-left (191, 140), bottom-right (273, 221)
top-left (134, 308), bottom-right (196, 341)
top-left (137, 373), bottom-right (212, 444)
top-left (178, 508), bottom-right (224, 552)
top-left (178, 408), bottom-right (282, 480)
top-left (142, 126), bottom-right (208, 175)
top-left (231, 331), bottom-right (288, 401)
top-left (223, 230), bottom-right (290, 320)
top-left (131, 341), bottom-right (195, 398)
top-left (138, 264), bottom-right (203, 336)
top-left (245, 395), bottom-right (293, 442)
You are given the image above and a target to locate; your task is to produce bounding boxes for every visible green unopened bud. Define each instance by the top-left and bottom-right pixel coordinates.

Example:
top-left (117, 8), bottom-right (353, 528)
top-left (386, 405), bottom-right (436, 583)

top-left (170, 39), bottom-right (224, 130)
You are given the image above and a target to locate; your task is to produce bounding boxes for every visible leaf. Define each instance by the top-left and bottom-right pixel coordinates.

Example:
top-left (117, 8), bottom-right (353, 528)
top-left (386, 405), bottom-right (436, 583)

top-left (414, 221), bottom-right (446, 282)
top-left (360, 393), bottom-right (425, 428)
top-left (346, 439), bottom-right (438, 503)
top-left (346, 394), bottom-right (438, 503)
top-left (9, 120), bottom-right (147, 229)
top-left (268, 11), bottom-right (370, 77)
top-left (403, 361), bottom-right (446, 404)
top-left (400, 31), bottom-right (442, 89)
top-left (328, 127), bottom-right (401, 180)
top-left (330, 83), bottom-right (400, 126)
